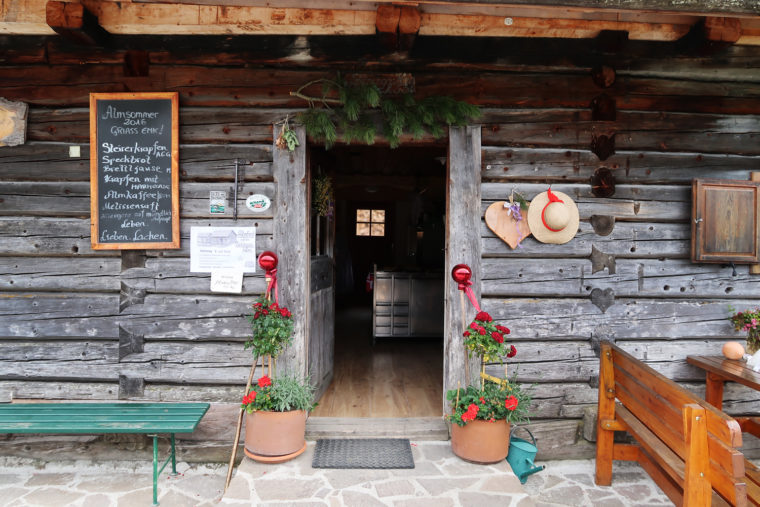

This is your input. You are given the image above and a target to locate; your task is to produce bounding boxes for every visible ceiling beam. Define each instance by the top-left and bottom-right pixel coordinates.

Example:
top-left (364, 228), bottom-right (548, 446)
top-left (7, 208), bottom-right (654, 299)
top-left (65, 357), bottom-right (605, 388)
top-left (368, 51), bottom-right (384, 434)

top-left (1, 0), bottom-right (758, 45)
top-left (46, 1), bottom-right (110, 46)
top-left (130, 0), bottom-right (760, 19)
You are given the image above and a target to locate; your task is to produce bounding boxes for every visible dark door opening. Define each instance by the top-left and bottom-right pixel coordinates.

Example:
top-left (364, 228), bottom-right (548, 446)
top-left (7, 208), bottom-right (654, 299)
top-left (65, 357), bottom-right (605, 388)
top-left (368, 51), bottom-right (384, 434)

top-left (310, 145), bottom-right (446, 418)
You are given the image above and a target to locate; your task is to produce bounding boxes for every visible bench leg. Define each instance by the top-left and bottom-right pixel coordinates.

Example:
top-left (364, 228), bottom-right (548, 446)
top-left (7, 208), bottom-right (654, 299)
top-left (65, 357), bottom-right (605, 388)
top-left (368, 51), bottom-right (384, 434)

top-left (153, 435), bottom-right (160, 506)
top-left (595, 343), bottom-right (615, 486)
top-left (170, 433), bottom-right (177, 476)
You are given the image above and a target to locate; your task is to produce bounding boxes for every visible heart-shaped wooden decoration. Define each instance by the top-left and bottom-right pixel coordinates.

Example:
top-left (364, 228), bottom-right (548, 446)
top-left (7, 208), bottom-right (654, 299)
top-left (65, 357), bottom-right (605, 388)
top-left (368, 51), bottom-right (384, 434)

top-left (485, 201), bottom-right (531, 249)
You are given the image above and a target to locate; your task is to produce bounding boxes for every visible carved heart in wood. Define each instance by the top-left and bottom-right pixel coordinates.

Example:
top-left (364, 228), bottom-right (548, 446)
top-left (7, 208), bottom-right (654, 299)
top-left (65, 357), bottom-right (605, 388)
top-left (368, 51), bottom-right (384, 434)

top-left (485, 201), bottom-right (531, 250)
top-left (590, 288), bottom-right (615, 313)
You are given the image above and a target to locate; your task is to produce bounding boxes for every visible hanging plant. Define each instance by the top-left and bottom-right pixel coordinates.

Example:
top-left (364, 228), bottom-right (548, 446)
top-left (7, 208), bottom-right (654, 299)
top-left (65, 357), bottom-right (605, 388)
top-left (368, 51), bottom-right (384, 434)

top-left (312, 174), bottom-right (333, 217)
top-left (290, 74), bottom-right (481, 149)
top-left (275, 117), bottom-right (300, 152)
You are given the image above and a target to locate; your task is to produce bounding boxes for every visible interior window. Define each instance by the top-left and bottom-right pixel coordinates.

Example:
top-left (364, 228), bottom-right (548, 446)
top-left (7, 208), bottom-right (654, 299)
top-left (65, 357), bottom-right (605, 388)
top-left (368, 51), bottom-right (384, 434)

top-left (356, 209), bottom-right (385, 237)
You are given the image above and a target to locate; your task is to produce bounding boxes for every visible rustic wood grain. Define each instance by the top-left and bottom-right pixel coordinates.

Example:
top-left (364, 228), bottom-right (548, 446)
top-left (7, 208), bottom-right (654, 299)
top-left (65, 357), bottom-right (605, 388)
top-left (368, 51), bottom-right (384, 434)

top-left (272, 124), bottom-right (309, 377)
top-left (444, 126), bottom-right (482, 407)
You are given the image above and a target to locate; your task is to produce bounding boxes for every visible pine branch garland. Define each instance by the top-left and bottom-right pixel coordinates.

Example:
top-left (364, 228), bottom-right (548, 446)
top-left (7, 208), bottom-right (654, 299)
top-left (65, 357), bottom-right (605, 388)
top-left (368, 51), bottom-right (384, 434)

top-left (289, 75), bottom-right (480, 150)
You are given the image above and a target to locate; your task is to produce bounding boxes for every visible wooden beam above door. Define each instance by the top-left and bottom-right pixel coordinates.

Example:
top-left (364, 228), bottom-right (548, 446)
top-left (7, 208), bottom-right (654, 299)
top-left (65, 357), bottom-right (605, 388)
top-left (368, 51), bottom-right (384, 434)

top-left (2, 1), bottom-right (759, 45)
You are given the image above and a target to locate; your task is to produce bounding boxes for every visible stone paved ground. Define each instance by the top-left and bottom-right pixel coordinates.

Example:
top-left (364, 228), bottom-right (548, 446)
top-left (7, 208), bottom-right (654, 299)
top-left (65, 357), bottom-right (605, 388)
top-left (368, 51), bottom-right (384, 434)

top-left (0, 451), bottom-right (673, 506)
top-left (222, 441), bottom-right (532, 506)
top-left (0, 458), bottom-right (228, 506)
top-left (524, 459), bottom-right (671, 507)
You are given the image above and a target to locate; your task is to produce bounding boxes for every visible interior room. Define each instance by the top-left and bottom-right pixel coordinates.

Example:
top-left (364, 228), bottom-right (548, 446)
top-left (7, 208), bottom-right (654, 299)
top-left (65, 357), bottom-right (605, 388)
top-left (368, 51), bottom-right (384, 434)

top-left (309, 145), bottom-right (446, 418)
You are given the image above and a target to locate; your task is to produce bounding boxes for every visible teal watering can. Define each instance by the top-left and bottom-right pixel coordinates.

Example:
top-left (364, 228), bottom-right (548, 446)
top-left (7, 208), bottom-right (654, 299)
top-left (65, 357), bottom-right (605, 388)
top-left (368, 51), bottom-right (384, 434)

top-left (507, 426), bottom-right (545, 484)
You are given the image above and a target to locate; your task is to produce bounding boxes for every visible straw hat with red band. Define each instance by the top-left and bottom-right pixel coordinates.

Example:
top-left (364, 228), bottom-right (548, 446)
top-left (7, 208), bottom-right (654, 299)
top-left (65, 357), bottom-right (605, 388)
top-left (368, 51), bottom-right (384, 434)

top-left (527, 188), bottom-right (580, 244)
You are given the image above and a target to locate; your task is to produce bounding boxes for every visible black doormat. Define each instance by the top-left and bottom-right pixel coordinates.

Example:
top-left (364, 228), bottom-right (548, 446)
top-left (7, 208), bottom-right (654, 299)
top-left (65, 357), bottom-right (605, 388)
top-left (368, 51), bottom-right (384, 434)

top-left (312, 438), bottom-right (415, 469)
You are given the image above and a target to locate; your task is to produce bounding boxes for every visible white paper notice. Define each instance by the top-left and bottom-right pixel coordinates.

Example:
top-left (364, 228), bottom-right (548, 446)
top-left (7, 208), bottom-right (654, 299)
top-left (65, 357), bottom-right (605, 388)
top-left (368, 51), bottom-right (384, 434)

top-left (210, 270), bottom-right (244, 293)
top-left (190, 227), bottom-right (256, 273)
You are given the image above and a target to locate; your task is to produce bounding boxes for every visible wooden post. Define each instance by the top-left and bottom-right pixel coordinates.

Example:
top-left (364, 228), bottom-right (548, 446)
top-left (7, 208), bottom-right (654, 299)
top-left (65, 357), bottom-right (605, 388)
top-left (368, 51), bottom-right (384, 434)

top-left (750, 172), bottom-right (760, 275)
top-left (224, 354), bottom-right (259, 491)
top-left (682, 404), bottom-right (711, 506)
top-left (272, 124), bottom-right (309, 378)
top-left (444, 126), bottom-right (482, 413)
top-left (595, 342), bottom-right (615, 486)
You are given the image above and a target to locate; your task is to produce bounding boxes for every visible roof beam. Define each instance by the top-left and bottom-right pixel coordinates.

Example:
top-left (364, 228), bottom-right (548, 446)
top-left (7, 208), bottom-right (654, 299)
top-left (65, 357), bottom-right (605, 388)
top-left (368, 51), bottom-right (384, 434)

top-left (0, 1), bottom-right (758, 45)
top-left (46, 1), bottom-right (110, 46)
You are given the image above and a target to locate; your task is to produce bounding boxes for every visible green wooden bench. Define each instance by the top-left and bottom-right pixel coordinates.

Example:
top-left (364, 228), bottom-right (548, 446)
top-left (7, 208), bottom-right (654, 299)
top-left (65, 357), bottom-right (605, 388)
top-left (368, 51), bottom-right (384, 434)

top-left (0, 402), bottom-right (210, 506)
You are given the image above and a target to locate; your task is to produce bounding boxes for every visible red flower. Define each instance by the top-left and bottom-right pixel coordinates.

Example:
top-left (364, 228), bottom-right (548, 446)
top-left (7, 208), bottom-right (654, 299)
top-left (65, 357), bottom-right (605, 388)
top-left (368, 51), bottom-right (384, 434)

top-left (258, 375), bottom-right (272, 388)
top-left (279, 308), bottom-right (289, 317)
top-left (271, 303), bottom-right (279, 311)
top-left (479, 397), bottom-right (486, 404)
top-left (507, 345), bottom-right (517, 358)
top-left (461, 403), bottom-right (480, 422)
top-left (469, 322), bottom-right (478, 330)
top-left (478, 327), bottom-right (486, 336)
top-left (504, 396), bottom-right (518, 411)
top-left (491, 331), bottom-right (504, 343)
top-left (262, 309), bottom-right (269, 315)
top-left (496, 325), bottom-right (510, 335)
top-left (253, 312), bottom-right (261, 320)
top-left (242, 391), bottom-right (257, 405)
top-left (475, 311), bottom-right (493, 323)
top-left (463, 330), bottom-right (471, 337)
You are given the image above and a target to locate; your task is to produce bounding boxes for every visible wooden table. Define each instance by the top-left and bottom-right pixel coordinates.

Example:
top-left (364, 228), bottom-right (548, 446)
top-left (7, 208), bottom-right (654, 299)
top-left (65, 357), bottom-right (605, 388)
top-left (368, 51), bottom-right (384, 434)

top-left (687, 355), bottom-right (760, 437)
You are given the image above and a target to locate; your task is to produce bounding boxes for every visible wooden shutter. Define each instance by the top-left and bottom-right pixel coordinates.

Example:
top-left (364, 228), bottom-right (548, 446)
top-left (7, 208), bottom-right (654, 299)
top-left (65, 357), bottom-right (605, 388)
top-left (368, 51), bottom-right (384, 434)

top-left (692, 178), bottom-right (760, 263)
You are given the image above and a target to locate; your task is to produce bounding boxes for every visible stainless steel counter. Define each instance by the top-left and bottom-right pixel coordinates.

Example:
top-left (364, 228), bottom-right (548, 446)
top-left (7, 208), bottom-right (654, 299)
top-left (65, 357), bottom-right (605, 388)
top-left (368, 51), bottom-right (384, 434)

top-left (372, 268), bottom-right (444, 341)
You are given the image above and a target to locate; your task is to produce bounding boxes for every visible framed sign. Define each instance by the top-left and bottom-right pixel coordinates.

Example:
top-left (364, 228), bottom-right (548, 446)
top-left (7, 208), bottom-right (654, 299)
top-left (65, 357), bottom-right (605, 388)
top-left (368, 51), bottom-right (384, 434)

top-left (89, 92), bottom-right (180, 250)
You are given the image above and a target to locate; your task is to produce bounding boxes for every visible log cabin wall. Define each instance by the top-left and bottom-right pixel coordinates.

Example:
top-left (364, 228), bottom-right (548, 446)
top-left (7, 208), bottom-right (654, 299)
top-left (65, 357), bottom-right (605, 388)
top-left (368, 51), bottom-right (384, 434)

top-left (1, 35), bottom-right (760, 459)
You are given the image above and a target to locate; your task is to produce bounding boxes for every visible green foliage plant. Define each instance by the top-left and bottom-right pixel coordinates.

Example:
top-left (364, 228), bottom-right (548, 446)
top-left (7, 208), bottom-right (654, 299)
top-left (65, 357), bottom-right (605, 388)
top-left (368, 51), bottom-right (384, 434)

top-left (291, 74), bottom-right (481, 149)
top-left (446, 377), bottom-right (531, 427)
top-left (242, 373), bottom-right (316, 413)
top-left (244, 296), bottom-right (294, 359)
top-left (446, 310), bottom-right (532, 427)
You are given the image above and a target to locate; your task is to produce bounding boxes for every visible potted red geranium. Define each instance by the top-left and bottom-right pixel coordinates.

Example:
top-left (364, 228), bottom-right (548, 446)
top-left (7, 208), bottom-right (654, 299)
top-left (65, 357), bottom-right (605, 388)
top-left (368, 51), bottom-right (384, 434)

top-left (241, 296), bottom-right (315, 463)
top-left (447, 311), bottom-right (531, 464)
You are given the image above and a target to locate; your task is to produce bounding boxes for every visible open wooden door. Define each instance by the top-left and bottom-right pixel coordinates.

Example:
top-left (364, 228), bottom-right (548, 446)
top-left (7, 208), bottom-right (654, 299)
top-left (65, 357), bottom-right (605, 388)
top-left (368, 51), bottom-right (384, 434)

top-left (308, 162), bottom-right (336, 401)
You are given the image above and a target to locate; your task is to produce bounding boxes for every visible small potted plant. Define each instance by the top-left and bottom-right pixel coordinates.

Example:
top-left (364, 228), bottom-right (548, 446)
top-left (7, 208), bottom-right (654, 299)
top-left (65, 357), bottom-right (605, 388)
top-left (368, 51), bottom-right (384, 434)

top-left (241, 296), bottom-right (315, 463)
top-left (729, 306), bottom-right (760, 354)
top-left (447, 311), bottom-right (532, 464)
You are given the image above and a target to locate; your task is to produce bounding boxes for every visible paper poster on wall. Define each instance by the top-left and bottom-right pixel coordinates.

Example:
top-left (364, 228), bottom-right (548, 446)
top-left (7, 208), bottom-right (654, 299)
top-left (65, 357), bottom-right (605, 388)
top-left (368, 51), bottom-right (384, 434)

top-left (190, 227), bottom-right (256, 272)
top-left (210, 270), bottom-right (244, 293)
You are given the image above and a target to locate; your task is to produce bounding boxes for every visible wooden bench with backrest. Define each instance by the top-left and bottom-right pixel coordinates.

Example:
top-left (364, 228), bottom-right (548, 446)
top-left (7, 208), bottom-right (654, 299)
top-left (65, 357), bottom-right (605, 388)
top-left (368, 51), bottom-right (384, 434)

top-left (594, 341), bottom-right (758, 506)
top-left (0, 402), bottom-right (209, 506)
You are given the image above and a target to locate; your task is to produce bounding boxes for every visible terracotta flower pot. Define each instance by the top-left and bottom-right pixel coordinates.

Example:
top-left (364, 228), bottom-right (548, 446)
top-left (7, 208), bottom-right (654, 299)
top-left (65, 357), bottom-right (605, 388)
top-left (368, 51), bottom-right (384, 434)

top-left (244, 410), bottom-right (307, 463)
top-left (450, 419), bottom-right (510, 464)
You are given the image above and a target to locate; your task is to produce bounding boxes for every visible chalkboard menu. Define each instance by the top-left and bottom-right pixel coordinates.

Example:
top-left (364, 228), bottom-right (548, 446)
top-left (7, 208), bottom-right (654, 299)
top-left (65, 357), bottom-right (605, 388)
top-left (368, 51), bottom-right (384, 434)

top-left (89, 92), bottom-right (180, 250)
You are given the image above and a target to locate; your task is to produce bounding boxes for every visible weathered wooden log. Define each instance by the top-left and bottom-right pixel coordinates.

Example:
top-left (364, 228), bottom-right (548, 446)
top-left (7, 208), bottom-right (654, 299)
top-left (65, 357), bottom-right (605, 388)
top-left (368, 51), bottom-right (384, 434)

top-left (0, 257), bottom-right (121, 292)
top-left (0, 181), bottom-right (276, 218)
top-left (481, 297), bottom-right (755, 341)
top-left (0, 293), bottom-right (119, 338)
top-left (121, 257), bottom-right (268, 295)
top-left (482, 147), bottom-right (760, 183)
top-left (481, 257), bottom-right (758, 298)
top-left (0, 217), bottom-right (272, 257)
top-left (26, 107), bottom-right (281, 144)
top-left (482, 221), bottom-right (691, 258)
top-left (3, 64), bottom-right (760, 116)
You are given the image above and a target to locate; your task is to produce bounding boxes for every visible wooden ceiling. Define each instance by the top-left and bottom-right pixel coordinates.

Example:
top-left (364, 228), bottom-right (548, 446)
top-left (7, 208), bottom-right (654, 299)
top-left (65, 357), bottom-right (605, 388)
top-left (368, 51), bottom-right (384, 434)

top-left (1, 0), bottom-right (759, 46)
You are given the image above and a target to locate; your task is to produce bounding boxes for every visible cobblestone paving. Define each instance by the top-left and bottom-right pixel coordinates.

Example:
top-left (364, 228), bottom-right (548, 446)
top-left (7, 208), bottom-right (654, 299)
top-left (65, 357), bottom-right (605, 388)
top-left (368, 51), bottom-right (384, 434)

top-left (524, 459), bottom-right (671, 507)
top-left (0, 451), bottom-right (673, 506)
top-left (222, 441), bottom-right (533, 506)
top-left (0, 458), bottom-right (227, 506)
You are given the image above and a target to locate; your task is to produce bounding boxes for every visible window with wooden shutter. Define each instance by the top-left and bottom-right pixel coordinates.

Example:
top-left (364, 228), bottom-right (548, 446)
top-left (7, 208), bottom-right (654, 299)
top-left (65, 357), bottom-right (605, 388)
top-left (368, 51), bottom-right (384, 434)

top-left (692, 178), bottom-right (760, 263)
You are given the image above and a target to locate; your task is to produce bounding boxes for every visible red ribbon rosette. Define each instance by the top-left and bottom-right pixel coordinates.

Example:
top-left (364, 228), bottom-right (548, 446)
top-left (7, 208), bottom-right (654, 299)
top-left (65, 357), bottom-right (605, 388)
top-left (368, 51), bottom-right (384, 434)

top-left (451, 263), bottom-right (481, 312)
top-left (258, 251), bottom-right (279, 305)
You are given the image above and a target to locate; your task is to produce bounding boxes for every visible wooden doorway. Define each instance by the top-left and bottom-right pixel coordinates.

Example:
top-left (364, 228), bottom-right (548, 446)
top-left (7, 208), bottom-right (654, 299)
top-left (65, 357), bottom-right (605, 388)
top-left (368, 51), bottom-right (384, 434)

top-left (309, 145), bottom-right (446, 418)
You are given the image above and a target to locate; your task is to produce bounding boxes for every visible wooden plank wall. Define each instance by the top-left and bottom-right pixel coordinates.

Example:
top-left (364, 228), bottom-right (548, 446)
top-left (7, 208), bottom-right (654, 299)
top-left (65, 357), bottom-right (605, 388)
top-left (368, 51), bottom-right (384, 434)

top-left (1, 38), bottom-right (760, 458)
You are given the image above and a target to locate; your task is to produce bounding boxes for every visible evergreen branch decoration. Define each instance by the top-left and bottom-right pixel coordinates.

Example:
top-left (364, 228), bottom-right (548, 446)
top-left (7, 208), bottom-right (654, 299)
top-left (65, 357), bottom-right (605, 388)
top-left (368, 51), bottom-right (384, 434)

top-left (289, 75), bottom-right (480, 149)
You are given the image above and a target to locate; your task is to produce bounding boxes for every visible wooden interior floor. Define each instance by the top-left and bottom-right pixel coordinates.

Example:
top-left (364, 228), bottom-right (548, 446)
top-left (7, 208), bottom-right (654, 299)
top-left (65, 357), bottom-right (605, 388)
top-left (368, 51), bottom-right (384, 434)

top-left (311, 303), bottom-right (443, 418)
